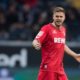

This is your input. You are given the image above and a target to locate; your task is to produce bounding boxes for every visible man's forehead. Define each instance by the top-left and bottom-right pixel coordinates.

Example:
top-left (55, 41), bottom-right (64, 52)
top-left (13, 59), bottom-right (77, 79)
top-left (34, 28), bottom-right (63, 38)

top-left (54, 12), bottom-right (65, 16)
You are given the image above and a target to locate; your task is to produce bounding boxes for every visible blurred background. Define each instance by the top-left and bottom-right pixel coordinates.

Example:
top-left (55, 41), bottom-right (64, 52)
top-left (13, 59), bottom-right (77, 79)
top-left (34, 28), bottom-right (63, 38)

top-left (0, 0), bottom-right (80, 80)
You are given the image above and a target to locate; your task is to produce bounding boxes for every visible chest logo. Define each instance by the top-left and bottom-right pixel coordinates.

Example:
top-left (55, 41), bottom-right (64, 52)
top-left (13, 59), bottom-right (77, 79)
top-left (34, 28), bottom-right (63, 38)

top-left (54, 38), bottom-right (65, 43)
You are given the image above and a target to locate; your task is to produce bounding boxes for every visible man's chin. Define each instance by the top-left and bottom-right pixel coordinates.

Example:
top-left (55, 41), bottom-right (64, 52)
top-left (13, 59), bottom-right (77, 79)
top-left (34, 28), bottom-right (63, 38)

top-left (56, 24), bottom-right (61, 27)
top-left (55, 22), bottom-right (62, 25)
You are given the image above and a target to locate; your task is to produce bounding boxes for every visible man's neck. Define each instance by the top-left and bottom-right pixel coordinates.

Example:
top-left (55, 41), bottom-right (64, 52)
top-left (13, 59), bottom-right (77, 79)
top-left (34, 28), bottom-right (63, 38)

top-left (52, 22), bottom-right (62, 29)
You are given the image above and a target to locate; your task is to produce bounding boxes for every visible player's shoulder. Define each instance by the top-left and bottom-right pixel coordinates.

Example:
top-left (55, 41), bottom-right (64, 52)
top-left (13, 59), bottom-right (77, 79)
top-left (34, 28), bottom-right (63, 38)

top-left (41, 23), bottom-right (51, 30)
top-left (62, 25), bottom-right (66, 31)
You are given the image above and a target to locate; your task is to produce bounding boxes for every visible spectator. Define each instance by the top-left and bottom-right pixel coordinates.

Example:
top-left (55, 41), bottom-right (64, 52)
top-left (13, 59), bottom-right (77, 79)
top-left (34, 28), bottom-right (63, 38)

top-left (9, 22), bottom-right (32, 41)
top-left (65, 6), bottom-right (80, 41)
top-left (6, 3), bottom-right (19, 27)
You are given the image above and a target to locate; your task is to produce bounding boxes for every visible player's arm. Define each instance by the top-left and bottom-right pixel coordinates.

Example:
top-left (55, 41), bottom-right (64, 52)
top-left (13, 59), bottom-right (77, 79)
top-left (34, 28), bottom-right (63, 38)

top-left (32, 39), bottom-right (41, 50)
top-left (32, 25), bottom-right (48, 50)
top-left (64, 44), bottom-right (80, 63)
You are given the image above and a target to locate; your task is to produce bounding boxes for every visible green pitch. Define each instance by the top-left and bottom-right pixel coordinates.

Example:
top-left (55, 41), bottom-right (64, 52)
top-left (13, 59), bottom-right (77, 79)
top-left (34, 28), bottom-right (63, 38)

top-left (13, 67), bottom-right (79, 80)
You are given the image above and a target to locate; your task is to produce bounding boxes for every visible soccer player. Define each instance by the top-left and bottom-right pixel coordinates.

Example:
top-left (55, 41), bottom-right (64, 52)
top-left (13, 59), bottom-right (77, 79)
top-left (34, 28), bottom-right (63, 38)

top-left (32, 7), bottom-right (80, 80)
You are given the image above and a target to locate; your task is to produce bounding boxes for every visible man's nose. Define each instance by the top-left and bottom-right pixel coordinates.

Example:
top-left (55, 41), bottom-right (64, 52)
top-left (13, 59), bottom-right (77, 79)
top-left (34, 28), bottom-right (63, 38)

top-left (58, 17), bottom-right (62, 19)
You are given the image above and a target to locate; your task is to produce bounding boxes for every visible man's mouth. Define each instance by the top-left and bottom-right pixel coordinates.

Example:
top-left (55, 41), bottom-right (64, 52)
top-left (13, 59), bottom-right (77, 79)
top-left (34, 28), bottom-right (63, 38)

top-left (56, 21), bottom-right (61, 23)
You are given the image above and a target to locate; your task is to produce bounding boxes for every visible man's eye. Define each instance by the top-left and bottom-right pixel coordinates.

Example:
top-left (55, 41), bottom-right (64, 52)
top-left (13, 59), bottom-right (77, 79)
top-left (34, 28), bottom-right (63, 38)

top-left (60, 16), bottom-right (63, 18)
top-left (56, 16), bottom-right (59, 18)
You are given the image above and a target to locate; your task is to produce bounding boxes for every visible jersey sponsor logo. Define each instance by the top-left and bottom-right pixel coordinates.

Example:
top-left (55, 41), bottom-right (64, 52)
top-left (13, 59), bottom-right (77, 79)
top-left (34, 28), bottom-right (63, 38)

top-left (36, 31), bottom-right (44, 38)
top-left (54, 38), bottom-right (65, 43)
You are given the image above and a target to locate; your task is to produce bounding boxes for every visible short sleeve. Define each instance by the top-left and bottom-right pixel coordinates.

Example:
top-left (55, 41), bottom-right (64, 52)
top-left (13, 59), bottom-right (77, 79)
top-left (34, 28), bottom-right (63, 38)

top-left (35, 25), bottom-right (48, 44)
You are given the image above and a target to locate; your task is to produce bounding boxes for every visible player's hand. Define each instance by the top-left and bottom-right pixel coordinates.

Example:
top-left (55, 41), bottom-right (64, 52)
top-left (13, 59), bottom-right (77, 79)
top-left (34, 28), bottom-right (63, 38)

top-left (74, 54), bottom-right (80, 63)
top-left (32, 40), bottom-right (41, 50)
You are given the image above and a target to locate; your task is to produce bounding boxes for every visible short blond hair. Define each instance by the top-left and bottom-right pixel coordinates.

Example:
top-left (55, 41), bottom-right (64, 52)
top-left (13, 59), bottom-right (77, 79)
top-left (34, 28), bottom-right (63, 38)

top-left (53, 7), bottom-right (65, 14)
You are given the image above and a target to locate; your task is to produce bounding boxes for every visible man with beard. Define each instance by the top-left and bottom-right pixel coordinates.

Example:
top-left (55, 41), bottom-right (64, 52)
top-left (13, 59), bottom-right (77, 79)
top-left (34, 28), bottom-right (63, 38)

top-left (32, 7), bottom-right (80, 80)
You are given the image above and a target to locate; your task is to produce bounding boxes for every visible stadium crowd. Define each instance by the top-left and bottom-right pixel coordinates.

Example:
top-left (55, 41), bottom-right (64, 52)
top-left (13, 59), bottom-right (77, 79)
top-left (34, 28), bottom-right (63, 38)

top-left (0, 0), bottom-right (80, 41)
